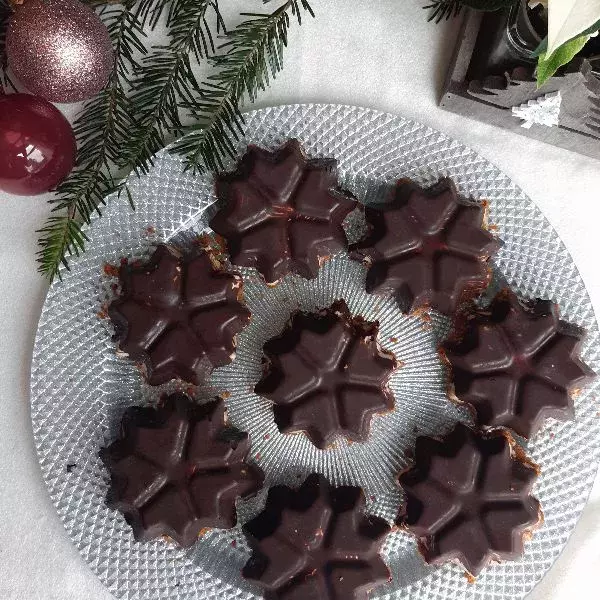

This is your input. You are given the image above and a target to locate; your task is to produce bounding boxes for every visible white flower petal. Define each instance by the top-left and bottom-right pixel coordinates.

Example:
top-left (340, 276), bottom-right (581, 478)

top-left (547, 0), bottom-right (600, 55)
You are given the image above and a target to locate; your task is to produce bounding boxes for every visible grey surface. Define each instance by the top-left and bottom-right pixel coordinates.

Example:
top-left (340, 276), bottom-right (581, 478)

top-left (1, 2), bottom-right (600, 599)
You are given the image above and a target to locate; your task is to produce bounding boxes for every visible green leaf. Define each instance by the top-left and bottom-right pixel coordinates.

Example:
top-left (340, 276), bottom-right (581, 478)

top-left (546, 0), bottom-right (600, 55)
top-left (536, 33), bottom-right (590, 86)
top-left (533, 13), bottom-right (600, 57)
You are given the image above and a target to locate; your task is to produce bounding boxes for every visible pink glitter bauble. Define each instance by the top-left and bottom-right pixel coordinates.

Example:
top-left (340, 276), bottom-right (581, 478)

top-left (6, 0), bottom-right (114, 103)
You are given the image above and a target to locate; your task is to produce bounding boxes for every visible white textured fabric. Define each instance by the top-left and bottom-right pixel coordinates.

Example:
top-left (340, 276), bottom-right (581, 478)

top-left (0, 2), bottom-right (599, 600)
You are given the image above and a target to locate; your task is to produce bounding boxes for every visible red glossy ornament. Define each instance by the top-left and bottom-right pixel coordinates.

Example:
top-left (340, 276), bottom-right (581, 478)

top-left (0, 93), bottom-right (76, 195)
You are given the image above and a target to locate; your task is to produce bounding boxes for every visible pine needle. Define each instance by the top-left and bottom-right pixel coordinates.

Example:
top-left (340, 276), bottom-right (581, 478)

top-left (0, 0), bottom-right (16, 91)
top-left (34, 0), bottom-right (314, 280)
top-left (121, 0), bottom-right (225, 176)
top-left (172, 0), bottom-right (315, 172)
top-left (423, 0), bottom-right (464, 23)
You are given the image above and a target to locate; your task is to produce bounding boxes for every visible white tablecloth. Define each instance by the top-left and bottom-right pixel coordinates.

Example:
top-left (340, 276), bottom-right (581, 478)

top-left (0, 1), bottom-right (598, 598)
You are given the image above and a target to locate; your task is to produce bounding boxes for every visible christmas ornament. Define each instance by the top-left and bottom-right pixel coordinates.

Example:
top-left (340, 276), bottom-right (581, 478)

top-left (6, 0), bottom-right (113, 103)
top-left (0, 93), bottom-right (76, 195)
top-left (32, 0), bottom-right (315, 277)
top-left (512, 91), bottom-right (562, 129)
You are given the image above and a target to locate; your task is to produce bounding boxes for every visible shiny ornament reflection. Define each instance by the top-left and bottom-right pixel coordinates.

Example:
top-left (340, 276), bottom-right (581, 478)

top-left (0, 94), bottom-right (76, 195)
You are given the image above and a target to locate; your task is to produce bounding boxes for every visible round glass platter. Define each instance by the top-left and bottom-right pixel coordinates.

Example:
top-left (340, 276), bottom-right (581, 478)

top-left (30, 104), bottom-right (600, 600)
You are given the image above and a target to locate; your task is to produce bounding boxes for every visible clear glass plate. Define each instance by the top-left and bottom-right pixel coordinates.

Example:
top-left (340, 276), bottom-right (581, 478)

top-left (30, 104), bottom-right (600, 600)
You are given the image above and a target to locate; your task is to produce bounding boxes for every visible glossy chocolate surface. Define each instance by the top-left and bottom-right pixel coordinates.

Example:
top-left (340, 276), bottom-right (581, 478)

top-left (108, 244), bottom-right (250, 385)
top-left (398, 423), bottom-right (541, 576)
top-left (255, 300), bottom-right (397, 448)
top-left (210, 140), bottom-right (357, 284)
top-left (101, 393), bottom-right (263, 547)
top-left (243, 473), bottom-right (391, 600)
top-left (352, 178), bottom-right (500, 314)
top-left (441, 289), bottom-right (593, 438)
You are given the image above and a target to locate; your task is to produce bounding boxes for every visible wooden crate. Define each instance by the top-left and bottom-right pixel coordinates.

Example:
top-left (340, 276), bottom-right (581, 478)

top-left (441, 9), bottom-right (600, 161)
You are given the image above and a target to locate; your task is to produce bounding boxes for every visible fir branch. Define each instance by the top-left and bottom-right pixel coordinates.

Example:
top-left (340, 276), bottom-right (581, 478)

top-left (35, 0), bottom-right (314, 279)
top-left (0, 0), bottom-right (16, 91)
top-left (135, 0), bottom-right (171, 30)
top-left (121, 0), bottom-right (225, 175)
top-left (0, 0), bottom-right (10, 48)
top-left (172, 0), bottom-right (315, 172)
top-left (424, 0), bottom-right (515, 22)
top-left (423, 0), bottom-right (464, 23)
top-left (36, 2), bottom-right (145, 280)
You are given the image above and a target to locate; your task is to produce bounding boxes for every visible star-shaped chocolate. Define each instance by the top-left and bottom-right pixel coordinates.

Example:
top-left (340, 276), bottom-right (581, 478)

top-left (351, 178), bottom-right (500, 314)
top-left (210, 139), bottom-right (358, 284)
top-left (108, 244), bottom-right (251, 386)
top-left (243, 473), bottom-right (391, 600)
top-left (441, 289), bottom-right (594, 438)
top-left (398, 423), bottom-right (541, 577)
top-left (254, 300), bottom-right (398, 449)
top-left (101, 393), bottom-right (263, 547)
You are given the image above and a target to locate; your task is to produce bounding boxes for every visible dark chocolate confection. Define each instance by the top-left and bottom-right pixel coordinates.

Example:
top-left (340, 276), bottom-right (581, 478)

top-left (441, 289), bottom-right (593, 438)
top-left (108, 244), bottom-right (250, 386)
top-left (351, 178), bottom-right (500, 314)
top-left (210, 139), bottom-right (358, 284)
top-left (398, 423), bottom-right (541, 577)
top-left (101, 393), bottom-right (263, 548)
top-left (243, 473), bottom-right (391, 600)
top-left (254, 299), bottom-right (398, 449)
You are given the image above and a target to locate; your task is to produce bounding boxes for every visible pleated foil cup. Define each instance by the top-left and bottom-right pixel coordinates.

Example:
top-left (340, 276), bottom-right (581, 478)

top-left (30, 104), bottom-right (600, 600)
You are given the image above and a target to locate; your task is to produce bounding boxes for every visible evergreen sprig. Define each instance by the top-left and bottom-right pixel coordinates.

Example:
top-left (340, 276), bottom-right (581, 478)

top-left (121, 0), bottom-right (225, 175)
top-left (34, 0), bottom-right (314, 280)
top-left (172, 0), bottom-right (315, 172)
top-left (424, 0), bottom-right (515, 23)
top-left (424, 0), bottom-right (464, 23)
top-left (0, 0), bottom-right (16, 90)
top-left (37, 1), bottom-right (144, 280)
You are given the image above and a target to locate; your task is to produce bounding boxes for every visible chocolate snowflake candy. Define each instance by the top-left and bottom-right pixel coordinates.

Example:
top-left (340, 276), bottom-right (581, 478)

top-left (255, 299), bottom-right (398, 449)
top-left (243, 473), bottom-right (391, 600)
top-left (351, 178), bottom-right (500, 315)
top-left (210, 139), bottom-right (358, 284)
top-left (101, 393), bottom-right (263, 547)
top-left (441, 289), bottom-right (594, 438)
top-left (108, 244), bottom-right (250, 385)
top-left (398, 423), bottom-right (541, 576)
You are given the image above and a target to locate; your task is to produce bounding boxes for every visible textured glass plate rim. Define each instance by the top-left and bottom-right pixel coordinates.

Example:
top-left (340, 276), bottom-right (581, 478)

top-left (29, 103), bottom-right (600, 600)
